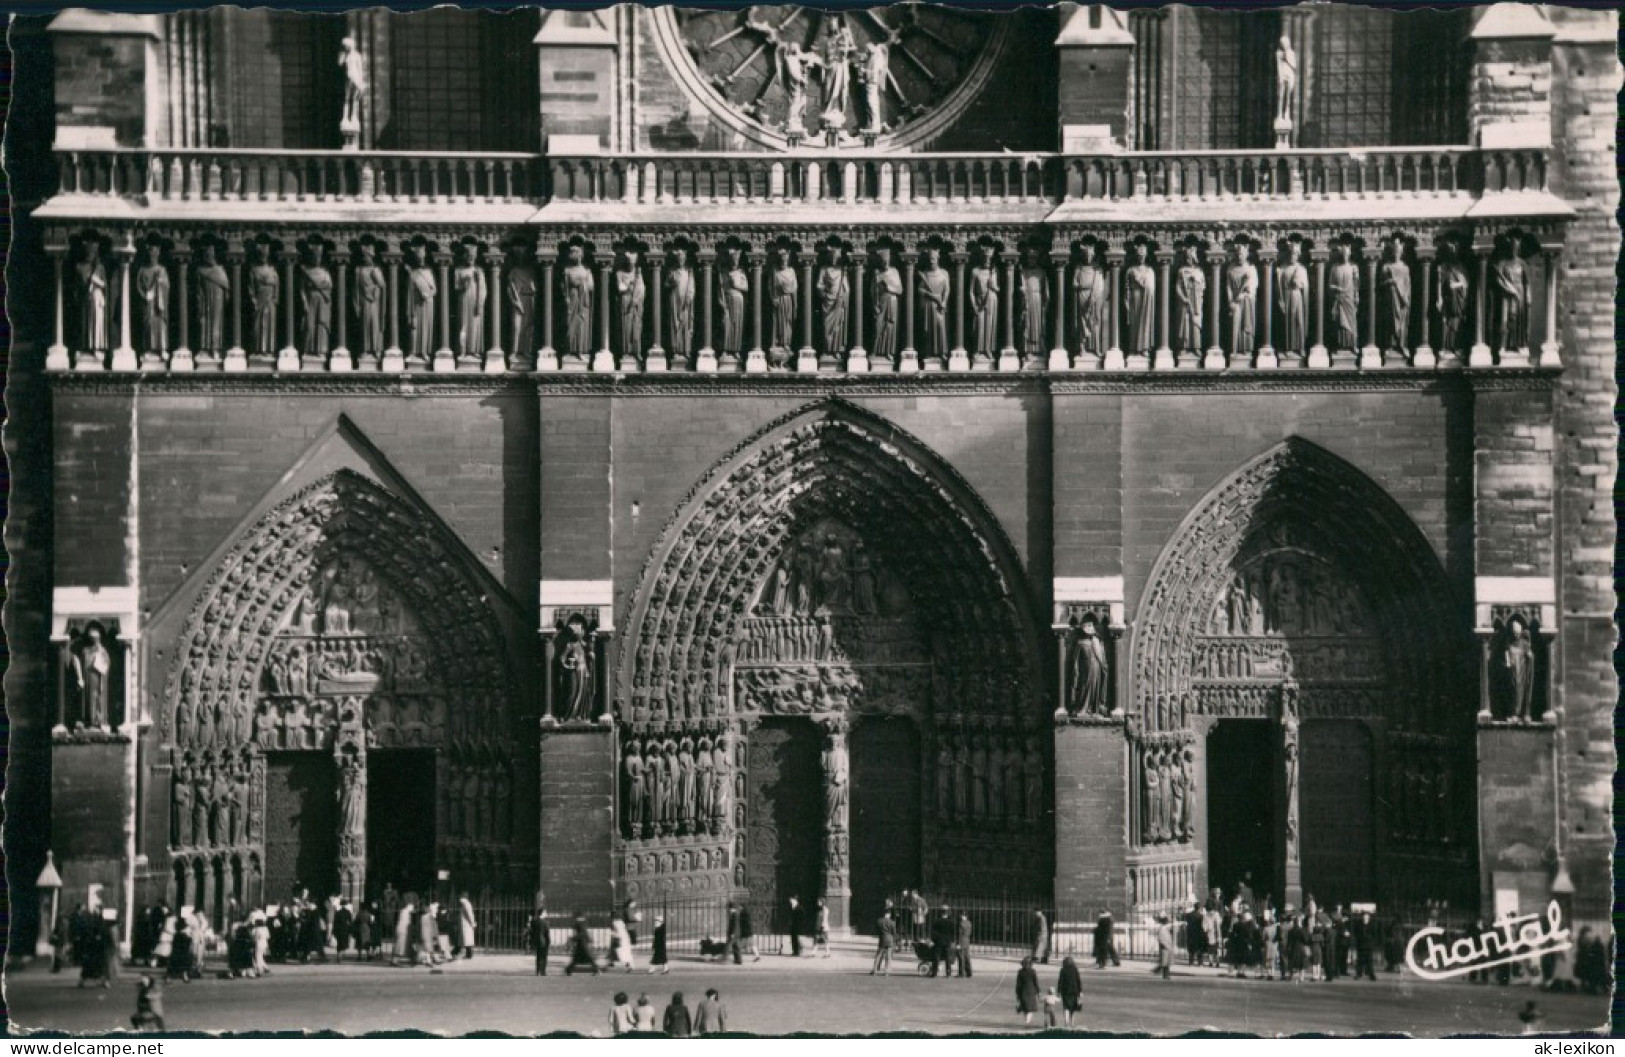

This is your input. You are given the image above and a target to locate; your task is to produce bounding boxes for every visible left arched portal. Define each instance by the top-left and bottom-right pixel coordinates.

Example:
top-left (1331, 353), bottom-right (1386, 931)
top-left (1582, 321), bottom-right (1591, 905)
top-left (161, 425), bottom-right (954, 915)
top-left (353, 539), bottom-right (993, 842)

top-left (160, 470), bottom-right (519, 922)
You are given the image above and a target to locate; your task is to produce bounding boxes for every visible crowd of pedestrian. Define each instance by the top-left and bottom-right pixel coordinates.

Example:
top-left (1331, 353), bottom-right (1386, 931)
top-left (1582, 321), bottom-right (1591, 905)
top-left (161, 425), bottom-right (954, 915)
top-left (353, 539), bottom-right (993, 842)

top-left (608, 988), bottom-right (729, 1036)
top-left (1163, 893), bottom-right (1385, 982)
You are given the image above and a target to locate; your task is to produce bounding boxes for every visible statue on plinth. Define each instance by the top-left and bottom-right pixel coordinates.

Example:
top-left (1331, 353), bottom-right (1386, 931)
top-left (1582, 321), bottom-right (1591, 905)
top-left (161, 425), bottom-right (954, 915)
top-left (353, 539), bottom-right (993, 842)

top-left (1436, 245), bottom-right (1470, 356)
top-left (196, 242), bottom-right (229, 355)
top-left (1073, 242), bottom-right (1107, 359)
top-left (1124, 244), bottom-right (1156, 358)
top-left (453, 243), bottom-right (487, 363)
top-left (353, 242), bottom-right (387, 362)
top-left (339, 36), bottom-right (367, 144)
top-left (72, 624), bottom-right (112, 729)
top-left (918, 247), bottom-right (950, 364)
top-left (1277, 241), bottom-right (1309, 356)
top-left (871, 247), bottom-right (902, 366)
top-left (248, 242), bottom-right (280, 359)
top-left (1328, 242), bottom-right (1360, 352)
top-left (816, 246), bottom-right (849, 357)
top-left (1379, 239), bottom-right (1412, 353)
top-left (666, 247), bottom-right (696, 362)
top-left (1226, 242), bottom-right (1258, 357)
top-left (136, 243), bottom-right (170, 357)
top-left (1174, 245), bottom-right (1205, 356)
top-left (405, 244), bottom-right (437, 365)
top-left (563, 244), bottom-right (595, 364)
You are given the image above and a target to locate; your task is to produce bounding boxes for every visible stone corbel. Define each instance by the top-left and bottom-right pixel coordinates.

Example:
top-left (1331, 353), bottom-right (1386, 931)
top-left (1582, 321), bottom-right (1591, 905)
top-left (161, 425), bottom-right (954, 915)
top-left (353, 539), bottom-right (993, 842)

top-left (52, 585), bottom-right (141, 736)
top-left (1474, 577), bottom-right (1557, 726)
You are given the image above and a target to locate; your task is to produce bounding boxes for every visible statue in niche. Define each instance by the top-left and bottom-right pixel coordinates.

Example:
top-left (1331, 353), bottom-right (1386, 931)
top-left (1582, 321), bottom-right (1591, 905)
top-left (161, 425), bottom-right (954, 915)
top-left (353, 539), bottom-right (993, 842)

top-left (871, 247), bottom-right (902, 365)
top-left (817, 19), bottom-right (856, 131)
top-left (1277, 241), bottom-right (1309, 356)
top-left (970, 249), bottom-right (1001, 363)
top-left (136, 243), bottom-right (169, 356)
top-left (1275, 34), bottom-right (1298, 124)
top-left (1018, 249), bottom-right (1047, 356)
top-left (248, 242), bottom-right (280, 358)
top-left (694, 736), bottom-right (714, 823)
top-left (1073, 242), bottom-right (1108, 357)
top-left (339, 36), bottom-right (366, 134)
top-left (300, 243), bottom-right (334, 357)
top-left (615, 249), bottom-right (646, 362)
top-left (173, 775), bottom-right (193, 845)
top-left (1024, 737), bottom-right (1043, 822)
top-left (850, 542), bottom-right (877, 615)
top-left (823, 731), bottom-right (849, 828)
top-left (1328, 242), bottom-right (1360, 352)
top-left (338, 759), bottom-right (366, 839)
top-left (1167, 752), bottom-right (1186, 841)
top-left (1143, 750), bottom-right (1164, 843)
top-left (1379, 239), bottom-right (1411, 353)
top-left (816, 246), bottom-right (848, 356)
top-left (936, 737), bottom-right (954, 819)
top-left (718, 247), bottom-right (748, 364)
top-left (858, 40), bottom-right (888, 134)
top-left (666, 247), bottom-right (695, 362)
top-left (1436, 245), bottom-right (1470, 355)
top-left (556, 614), bottom-right (595, 721)
top-left (985, 735), bottom-right (1006, 820)
top-left (711, 736), bottom-right (731, 827)
top-left (563, 244), bottom-right (595, 361)
top-left (195, 242), bottom-right (229, 354)
top-left (505, 245), bottom-right (537, 360)
top-left (75, 240), bottom-right (111, 352)
top-left (405, 244), bottom-right (437, 365)
top-left (1492, 240), bottom-right (1529, 354)
top-left (677, 738), bottom-right (697, 830)
top-left (1069, 612), bottom-right (1110, 716)
top-left (918, 247), bottom-right (950, 364)
top-left (1226, 242), bottom-right (1258, 357)
top-left (71, 624), bottom-right (113, 729)
top-left (1124, 243), bottom-right (1156, 356)
top-left (624, 742), bottom-right (646, 836)
top-left (454, 243), bottom-right (487, 362)
top-left (353, 242), bottom-right (387, 360)
top-left (1174, 245), bottom-right (1204, 355)
top-left (1500, 614), bottom-right (1536, 722)
top-left (951, 734), bottom-right (971, 818)
top-left (768, 248), bottom-right (797, 366)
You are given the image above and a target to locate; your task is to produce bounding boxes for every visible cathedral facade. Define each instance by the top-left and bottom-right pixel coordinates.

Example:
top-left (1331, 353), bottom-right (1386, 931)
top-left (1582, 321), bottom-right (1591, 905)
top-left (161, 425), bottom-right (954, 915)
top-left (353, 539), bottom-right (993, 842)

top-left (7, 4), bottom-right (1617, 947)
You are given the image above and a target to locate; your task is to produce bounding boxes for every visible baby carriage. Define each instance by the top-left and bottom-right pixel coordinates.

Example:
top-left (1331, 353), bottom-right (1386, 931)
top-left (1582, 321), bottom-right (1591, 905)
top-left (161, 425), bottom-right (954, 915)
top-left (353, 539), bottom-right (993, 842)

top-left (911, 940), bottom-right (937, 976)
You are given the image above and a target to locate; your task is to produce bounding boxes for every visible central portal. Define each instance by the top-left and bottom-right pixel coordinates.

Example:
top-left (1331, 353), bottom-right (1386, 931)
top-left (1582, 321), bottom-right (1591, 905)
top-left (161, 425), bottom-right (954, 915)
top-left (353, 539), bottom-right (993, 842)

top-left (744, 718), bottom-right (824, 915)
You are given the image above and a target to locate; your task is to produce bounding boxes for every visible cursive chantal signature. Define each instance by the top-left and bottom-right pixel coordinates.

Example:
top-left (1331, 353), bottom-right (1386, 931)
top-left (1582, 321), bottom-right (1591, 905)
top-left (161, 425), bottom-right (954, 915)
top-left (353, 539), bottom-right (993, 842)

top-left (1405, 900), bottom-right (1573, 981)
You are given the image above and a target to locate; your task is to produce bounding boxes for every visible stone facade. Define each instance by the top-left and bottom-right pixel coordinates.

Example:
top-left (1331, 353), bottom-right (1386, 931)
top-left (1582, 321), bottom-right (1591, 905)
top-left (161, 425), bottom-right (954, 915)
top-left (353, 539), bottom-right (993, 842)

top-left (4, 4), bottom-right (1616, 952)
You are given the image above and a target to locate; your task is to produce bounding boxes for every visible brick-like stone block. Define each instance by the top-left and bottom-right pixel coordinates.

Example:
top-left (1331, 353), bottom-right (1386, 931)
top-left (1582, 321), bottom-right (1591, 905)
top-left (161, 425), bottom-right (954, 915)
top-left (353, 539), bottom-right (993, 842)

top-left (52, 737), bottom-right (132, 912)
top-left (539, 726), bottom-right (616, 913)
top-left (1054, 724), bottom-right (1126, 914)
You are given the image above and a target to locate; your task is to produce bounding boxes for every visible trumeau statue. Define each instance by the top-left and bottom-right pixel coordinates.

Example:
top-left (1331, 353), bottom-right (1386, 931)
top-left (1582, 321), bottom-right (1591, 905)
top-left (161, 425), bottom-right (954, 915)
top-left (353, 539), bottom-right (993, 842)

top-left (353, 242), bottom-right (387, 360)
top-left (666, 247), bottom-right (696, 361)
top-left (871, 246), bottom-right (902, 365)
top-left (248, 242), bottom-right (280, 358)
top-left (1379, 239), bottom-right (1411, 353)
top-left (1328, 242), bottom-right (1360, 352)
top-left (918, 247), bottom-right (950, 363)
top-left (1174, 245), bottom-right (1205, 355)
top-left (454, 243), bottom-right (487, 361)
top-left (1073, 242), bottom-right (1107, 358)
top-left (719, 247), bottom-right (748, 363)
top-left (196, 242), bottom-right (229, 354)
top-left (505, 245), bottom-right (537, 359)
top-left (76, 240), bottom-right (111, 352)
top-left (1124, 243), bottom-right (1156, 356)
top-left (1277, 241), bottom-right (1309, 356)
top-left (406, 244), bottom-right (437, 364)
top-left (301, 242), bottom-right (334, 357)
top-left (1226, 242), bottom-right (1258, 357)
top-left (970, 249), bottom-right (1001, 363)
top-left (816, 246), bottom-right (849, 356)
top-left (136, 243), bottom-right (169, 356)
top-left (563, 244), bottom-right (595, 361)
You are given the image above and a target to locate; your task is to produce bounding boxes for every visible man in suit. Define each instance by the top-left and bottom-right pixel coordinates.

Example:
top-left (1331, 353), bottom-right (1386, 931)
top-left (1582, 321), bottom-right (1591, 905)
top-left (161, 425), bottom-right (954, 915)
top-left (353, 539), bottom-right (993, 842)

top-left (695, 988), bottom-right (728, 1035)
top-left (929, 906), bottom-right (956, 978)
top-left (956, 911), bottom-right (975, 979)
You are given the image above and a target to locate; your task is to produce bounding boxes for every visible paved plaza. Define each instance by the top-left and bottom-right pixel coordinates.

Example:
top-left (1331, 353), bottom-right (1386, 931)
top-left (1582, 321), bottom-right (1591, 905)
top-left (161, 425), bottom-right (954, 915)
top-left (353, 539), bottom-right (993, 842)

top-left (5, 941), bottom-right (1609, 1038)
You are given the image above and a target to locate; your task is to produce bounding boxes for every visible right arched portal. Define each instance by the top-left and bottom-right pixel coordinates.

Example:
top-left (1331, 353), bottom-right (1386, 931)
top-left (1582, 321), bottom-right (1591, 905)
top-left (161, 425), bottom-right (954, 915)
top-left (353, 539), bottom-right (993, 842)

top-left (1127, 438), bottom-right (1478, 916)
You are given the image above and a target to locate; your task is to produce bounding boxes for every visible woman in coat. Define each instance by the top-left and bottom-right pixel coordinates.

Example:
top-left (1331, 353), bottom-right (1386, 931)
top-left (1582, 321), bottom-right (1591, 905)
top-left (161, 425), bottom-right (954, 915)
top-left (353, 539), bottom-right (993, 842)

top-left (1057, 955), bottom-right (1084, 1029)
top-left (250, 912), bottom-right (271, 977)
top-left (1286, 915), bottom-right (1310, 981)
top-left (456, 893), bottom-right (477, 960)
top-left (1015, 956), bottom-right (1042, 1026)
top-left (662, 991), bottom-right (694, 1037)
top-left (1032, 909), bottom-right (1051, 965)
top-left (609, 915), bottom-right (636, 971)
top-left (1155, 915), bottom-right (1176, 979)
top-left (649, 915), bottom-right (669, 974)
top-left (393, 901), bottom-right (415, 965)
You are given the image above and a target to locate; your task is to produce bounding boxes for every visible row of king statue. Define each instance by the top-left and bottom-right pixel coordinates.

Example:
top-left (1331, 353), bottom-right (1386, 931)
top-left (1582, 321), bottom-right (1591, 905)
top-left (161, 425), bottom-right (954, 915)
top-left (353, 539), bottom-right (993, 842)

top-left (62, 232), bottom-right (1539, 370)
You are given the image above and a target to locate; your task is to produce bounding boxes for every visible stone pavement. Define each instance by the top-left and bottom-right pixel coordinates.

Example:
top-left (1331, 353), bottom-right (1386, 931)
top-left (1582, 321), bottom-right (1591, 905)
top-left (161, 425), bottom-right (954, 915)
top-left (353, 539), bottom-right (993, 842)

top-left (4, 938), bottom-right (1610, 1038)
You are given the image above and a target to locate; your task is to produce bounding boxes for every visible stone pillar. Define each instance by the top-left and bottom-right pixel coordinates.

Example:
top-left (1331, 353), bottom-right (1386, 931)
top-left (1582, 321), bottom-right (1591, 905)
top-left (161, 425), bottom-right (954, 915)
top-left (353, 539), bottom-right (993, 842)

top-left (645, 254), bottom-right (667, 372)
top-left (1049, 253), bottom-right (1071, 370)
top-left (330, 250), bottom-right (353, 372)
top-left (821, 721), bottom-right (851, 931)
top-left (593, 259), bottom-right (615, 373)
top-left (1359, 251), bottom-right (1381, 368)
top-left (1413, 249), bottom-right (1437, 368)
top-left (1469, 242), bottom-right (1494, 366)
top-left (537, 258), bottom-right (558, 371)
top-left (1275, 681), bottom-right (1303, 911)
top-left (847, 253), bottom-right (868, 372)
top-left (171, 249), bottom-right (193, 372)
top-left (746, 253), bottom-right (767, 373)
top-left (696, 251), bottom-right (717, 372)
top-left (433, 251), bottom-right (455, 372)
top-left (1203, 252), bottom-right (1224, 370)
top-left (111, 242), bottom-right (137, 371)
top-left (1308, 249), bottom-right (1330, 369)
top-left (1053, 719), bottom-right (1128, 915)
top-left (1054, 4), bottom-right (1135, 149)
top-left (899, 256), bottom-right (919, 373)
top-left (1000, 253), bottom-right (1021, 372)
top-left (1539, 247), bottom-right (1562, 367)
top-left (949, 251), bottom-right (970, 371)
top-left (1152, 252), bottom-right (1174, 370)
top-left (797, 252), bottom-right (818, 372)
top-left (278, 249), bottom-right (300, 372)
top-left (46, 246), bottom-right (70, 370)
top-left (539, 725), bottom-right (616, 915)
top-left (224, 242), bottom-right (247, 372)
top-left (485, 248), bottom-right (506, 373)
top-left (1256, 250), bottom-right (1278, 369)
top-left (382, 251), bottom-right (405, 373)
top-left (1101, 250), bottom-right (1125, 370)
